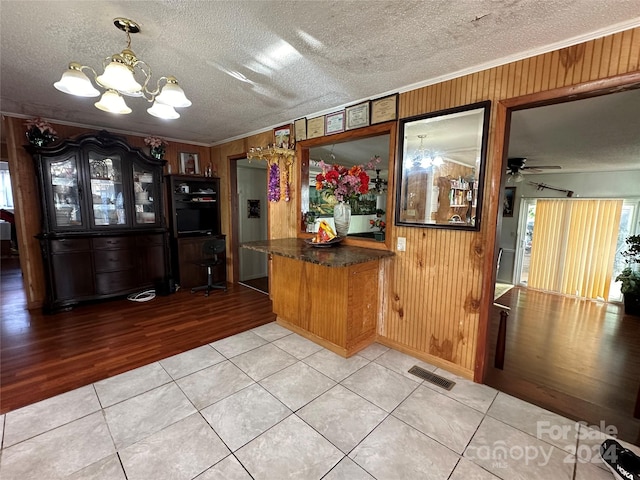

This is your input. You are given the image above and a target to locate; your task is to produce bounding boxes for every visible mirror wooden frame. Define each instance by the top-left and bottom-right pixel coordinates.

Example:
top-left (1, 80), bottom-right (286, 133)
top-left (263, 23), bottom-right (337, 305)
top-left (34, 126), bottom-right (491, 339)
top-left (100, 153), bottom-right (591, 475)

top-left (297, 121), bottom-right (397, 249)
top-left (395, 101), bottom-right (491, 231)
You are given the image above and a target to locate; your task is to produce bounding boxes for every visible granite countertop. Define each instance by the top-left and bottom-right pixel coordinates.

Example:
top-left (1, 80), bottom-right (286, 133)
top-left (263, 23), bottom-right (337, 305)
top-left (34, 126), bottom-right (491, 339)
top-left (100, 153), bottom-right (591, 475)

top-left (241, 238), bottom-right (394, 268)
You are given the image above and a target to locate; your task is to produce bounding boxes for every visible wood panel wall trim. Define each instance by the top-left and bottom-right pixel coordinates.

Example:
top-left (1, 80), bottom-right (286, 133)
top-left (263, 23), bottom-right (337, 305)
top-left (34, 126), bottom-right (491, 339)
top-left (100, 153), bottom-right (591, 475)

top-left (501, 70), bottom-right (640, 110)
top-left (376, 336), bottom-right (474, 380)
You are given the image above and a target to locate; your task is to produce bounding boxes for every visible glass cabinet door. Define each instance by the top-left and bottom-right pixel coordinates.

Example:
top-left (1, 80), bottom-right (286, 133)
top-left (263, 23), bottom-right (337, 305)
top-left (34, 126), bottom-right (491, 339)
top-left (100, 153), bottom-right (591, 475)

top-left (49, 158), bottom-right (82, 228)
top-left (88, 153), bottom-right (126, 227)
top-left (132, 164), bottom-right (157, 225)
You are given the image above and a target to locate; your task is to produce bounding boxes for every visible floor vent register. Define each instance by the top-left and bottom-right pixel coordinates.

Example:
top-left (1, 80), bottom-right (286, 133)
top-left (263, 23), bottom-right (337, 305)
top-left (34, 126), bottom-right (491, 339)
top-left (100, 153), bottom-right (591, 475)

top-left (408, 366), bottom-right (456, 391)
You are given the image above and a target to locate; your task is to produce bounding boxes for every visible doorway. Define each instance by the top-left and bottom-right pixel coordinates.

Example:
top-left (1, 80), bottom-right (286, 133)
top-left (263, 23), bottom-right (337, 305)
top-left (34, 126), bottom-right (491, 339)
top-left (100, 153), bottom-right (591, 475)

top-left (236, 159), bottom-right (269, 294)
top-left (488, 83), bottom-right (640, 443)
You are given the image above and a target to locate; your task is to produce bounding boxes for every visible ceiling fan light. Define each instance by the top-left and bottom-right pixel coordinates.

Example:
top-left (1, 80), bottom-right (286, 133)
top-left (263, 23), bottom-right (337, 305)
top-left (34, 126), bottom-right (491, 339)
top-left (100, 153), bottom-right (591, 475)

top-left (147, 100), bottom-right (180, 119)
top-left (155, 78), bottom-right (192, 108)
top-left (94, 90), bottom-right (132, 114)
top-left (54, 65), bottom-right (100, 97)
top-left (514, 171), bottom-right (524, 183)
top-left (96, 60), bottom-right (142, 94)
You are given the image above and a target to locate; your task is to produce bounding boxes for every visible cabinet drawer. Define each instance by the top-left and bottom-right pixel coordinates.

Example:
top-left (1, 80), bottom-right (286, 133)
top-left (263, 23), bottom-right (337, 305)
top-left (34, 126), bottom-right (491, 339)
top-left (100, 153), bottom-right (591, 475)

top-left (50, 238), bottom-right (91, 253)
top-left (94, 249), bottom-right (135, 273)
top-left (93, 236), bottom-right (133, 250)
top-left (136, 233), bottom-right (164, 246)
top-left (95, 271), bottom-right (137, 295)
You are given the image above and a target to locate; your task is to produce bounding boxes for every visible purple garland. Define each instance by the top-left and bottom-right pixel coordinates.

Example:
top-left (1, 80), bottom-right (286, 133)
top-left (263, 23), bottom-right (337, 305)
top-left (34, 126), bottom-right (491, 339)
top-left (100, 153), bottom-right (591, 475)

top-left (268, 163), bottom-right (281, 202)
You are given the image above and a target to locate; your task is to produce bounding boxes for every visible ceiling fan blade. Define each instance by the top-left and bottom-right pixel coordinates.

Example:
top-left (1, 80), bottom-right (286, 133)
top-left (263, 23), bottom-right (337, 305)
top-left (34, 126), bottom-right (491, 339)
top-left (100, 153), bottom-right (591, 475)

top-left (521, 165), bottom-right (562, 170)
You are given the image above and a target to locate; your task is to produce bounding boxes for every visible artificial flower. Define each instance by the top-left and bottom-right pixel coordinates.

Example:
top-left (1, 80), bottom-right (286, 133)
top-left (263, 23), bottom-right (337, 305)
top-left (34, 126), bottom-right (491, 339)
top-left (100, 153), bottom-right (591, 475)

top-left (268, 163), bottom-right (281, 202)
top-left (315, 155), bottom-right (380, 202)
top-left (144, 136), bottom-right (168, 148)
top-left (24, 117), bottom-right (57, 136)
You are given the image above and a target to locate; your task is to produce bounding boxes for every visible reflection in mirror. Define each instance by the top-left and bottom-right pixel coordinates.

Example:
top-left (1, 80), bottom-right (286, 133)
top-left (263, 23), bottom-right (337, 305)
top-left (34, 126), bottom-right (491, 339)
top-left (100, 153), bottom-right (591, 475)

top-left (301, 133), bottom-right (390, 241)
top-left (396, 101), bottom-right (490, 230)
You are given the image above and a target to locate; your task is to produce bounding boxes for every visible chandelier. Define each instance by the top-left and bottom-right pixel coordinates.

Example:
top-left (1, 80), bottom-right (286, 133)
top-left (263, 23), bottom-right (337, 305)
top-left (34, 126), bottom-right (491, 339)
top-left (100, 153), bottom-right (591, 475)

top-left (53, 18), bottom-right (191, 120)
top-left (412, 134), bottom-right (443, 169)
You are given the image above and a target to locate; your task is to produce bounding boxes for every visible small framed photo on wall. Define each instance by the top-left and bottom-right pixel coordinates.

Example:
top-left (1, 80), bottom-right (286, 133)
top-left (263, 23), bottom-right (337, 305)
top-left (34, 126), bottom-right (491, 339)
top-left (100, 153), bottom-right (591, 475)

top-left (503, 187), bottom-right (516, 217)
top-left (294, 117), bottom-right (307, 142)
top-left (325, 110), bottom-right (345, 135)
top-left (370, 93), bottom-right (398, 124)
top-left (274, 125), bottom-right (291, 148)
top-left (345, 102), bottom-right (370, 130)
top-left (247, 199), bottom-right (261, 218)
top-left (180, 152), bottom-right (200, 175)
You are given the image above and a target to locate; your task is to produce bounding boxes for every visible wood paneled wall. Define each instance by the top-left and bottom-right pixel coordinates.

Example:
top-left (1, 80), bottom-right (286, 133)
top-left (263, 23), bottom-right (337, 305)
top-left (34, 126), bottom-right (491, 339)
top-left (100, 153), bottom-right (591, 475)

top-left (386, 27), bottom-right (639, 378)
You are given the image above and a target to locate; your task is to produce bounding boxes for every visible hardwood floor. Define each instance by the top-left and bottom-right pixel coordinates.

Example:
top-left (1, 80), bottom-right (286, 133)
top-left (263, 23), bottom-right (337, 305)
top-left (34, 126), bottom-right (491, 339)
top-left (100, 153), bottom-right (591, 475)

top-left (0, 257), bottom-right (275, 415)
top-left (488, 286), bottom-right (640, 444)
top-left (239, 276), bottom-right (269, 295)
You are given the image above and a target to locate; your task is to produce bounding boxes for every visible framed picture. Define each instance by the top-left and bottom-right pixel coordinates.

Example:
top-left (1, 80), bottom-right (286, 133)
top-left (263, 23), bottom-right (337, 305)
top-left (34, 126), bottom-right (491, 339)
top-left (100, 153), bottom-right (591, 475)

top-left (180, 152), bottom-right (200, 175)
top-left (371, 93), bottom-right (398, 124)
top-left (294, 117), bottom-right (307, 142)
top-left (325, 110), bottom-right (345, 135)
top-left (307, 116), bottom-right (325, 139)
top-left (247, 199), bottom-right (261, 218)
top-left (345, 102), bottom-right (370, 130)
top-left (274, 125), bottom-right (291, 148)
top-left (503, 187), bottom-right (516, 217)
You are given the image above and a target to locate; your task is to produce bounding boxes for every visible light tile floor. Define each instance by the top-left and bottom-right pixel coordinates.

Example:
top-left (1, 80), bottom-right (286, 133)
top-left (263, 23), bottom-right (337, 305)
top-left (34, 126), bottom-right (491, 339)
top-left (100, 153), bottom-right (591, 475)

top-left (1, 321), bottom-right (639, 480)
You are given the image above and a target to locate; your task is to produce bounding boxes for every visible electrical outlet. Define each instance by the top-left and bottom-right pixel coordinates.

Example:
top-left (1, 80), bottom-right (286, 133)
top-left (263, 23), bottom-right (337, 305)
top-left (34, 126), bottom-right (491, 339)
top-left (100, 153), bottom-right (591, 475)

top-left (397, 237), bottom-right (406, 251)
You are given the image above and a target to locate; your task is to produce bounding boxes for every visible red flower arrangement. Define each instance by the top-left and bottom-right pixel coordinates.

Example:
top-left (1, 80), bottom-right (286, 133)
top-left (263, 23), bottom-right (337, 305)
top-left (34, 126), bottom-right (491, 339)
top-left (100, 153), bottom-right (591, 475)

top-left (315, 156), bottom-right (380, 203)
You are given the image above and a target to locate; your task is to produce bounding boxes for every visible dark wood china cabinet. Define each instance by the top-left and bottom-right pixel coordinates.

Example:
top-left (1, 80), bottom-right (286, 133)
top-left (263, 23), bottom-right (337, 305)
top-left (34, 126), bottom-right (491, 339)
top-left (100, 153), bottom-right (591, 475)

top-left (28, 130), bottom-right (169, 312)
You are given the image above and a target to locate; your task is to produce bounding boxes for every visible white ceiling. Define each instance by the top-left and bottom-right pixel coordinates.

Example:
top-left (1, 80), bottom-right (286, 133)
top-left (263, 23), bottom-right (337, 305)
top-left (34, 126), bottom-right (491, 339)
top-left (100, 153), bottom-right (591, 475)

top-left (1, 1), bottom-right (639, 148)
top-left (508, 88), bottom-right (640, 173)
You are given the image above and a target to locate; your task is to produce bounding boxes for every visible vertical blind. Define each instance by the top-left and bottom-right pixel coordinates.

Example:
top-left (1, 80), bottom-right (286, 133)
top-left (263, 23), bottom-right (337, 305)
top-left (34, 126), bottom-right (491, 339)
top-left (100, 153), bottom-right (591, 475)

top-left (529, 199), bottom-right (622, 300)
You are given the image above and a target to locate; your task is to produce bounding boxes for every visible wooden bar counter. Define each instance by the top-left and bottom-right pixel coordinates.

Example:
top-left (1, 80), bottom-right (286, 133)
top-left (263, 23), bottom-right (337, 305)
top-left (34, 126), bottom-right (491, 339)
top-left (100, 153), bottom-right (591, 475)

top-left (242, 238), bottom-right (394, 357)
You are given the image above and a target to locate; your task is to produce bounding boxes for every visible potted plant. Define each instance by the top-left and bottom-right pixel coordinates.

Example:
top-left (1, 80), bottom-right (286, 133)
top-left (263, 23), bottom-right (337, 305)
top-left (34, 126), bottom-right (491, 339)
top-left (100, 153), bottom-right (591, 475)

top-left (370, 218), bottom-right (386, 241)
top-left (302, 211), bottom-right (317, 233)
top-left (615, 234), bottom-right (640, 316)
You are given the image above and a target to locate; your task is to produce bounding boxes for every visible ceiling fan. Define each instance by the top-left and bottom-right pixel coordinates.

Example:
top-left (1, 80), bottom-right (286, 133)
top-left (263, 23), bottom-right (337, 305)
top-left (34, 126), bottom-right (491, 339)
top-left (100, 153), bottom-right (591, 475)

top-left (506, 157), bottom-right (561, 182)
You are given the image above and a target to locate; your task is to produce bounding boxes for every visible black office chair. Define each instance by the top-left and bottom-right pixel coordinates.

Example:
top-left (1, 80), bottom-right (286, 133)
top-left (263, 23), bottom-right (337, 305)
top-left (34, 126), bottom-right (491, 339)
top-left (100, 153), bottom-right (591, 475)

top-left (191, 237), bottom-right (227, 296)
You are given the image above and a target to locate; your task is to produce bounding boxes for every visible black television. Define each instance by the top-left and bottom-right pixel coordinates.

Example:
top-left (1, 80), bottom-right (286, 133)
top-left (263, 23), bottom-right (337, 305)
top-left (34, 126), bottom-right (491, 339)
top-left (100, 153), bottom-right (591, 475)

top-left (176, 208), bottom-right (217, 235)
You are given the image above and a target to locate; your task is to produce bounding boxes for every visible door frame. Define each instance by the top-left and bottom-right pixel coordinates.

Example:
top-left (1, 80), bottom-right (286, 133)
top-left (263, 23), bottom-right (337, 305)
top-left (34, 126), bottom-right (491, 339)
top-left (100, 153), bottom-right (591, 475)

top-left (475, 71), bottom-right (640, 383)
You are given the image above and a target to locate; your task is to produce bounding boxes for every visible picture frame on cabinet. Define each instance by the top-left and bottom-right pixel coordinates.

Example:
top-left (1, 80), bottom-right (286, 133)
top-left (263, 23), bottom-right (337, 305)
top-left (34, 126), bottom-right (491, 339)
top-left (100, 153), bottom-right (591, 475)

top-left (180, 153), bottom-right (200, 175)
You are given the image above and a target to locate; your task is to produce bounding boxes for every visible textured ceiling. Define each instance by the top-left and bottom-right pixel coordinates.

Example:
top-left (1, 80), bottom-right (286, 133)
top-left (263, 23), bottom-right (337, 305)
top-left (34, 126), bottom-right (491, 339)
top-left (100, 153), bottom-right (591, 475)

top-left (1, 1), bottom-right (639, 147)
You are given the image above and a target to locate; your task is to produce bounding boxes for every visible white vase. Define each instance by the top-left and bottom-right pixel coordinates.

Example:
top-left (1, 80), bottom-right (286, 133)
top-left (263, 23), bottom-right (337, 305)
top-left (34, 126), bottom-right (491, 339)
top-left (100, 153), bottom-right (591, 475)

top-left (333, 202), bottom-right (351, 237)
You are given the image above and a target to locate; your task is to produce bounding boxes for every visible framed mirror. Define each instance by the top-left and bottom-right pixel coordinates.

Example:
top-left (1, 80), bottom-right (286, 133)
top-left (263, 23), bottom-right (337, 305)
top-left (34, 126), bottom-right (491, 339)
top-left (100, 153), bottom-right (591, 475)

top-left (395, 101), bottom-right (491, 230)
top-left (298, 122), bottom-right (396, 247)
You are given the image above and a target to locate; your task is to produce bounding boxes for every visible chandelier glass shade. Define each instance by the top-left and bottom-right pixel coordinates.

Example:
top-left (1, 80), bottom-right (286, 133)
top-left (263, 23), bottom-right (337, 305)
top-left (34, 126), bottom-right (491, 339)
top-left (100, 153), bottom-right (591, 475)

top-left (412, 135), bottom-right (443, 169)
top-left (53, 18), bottom-right (191, 120)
